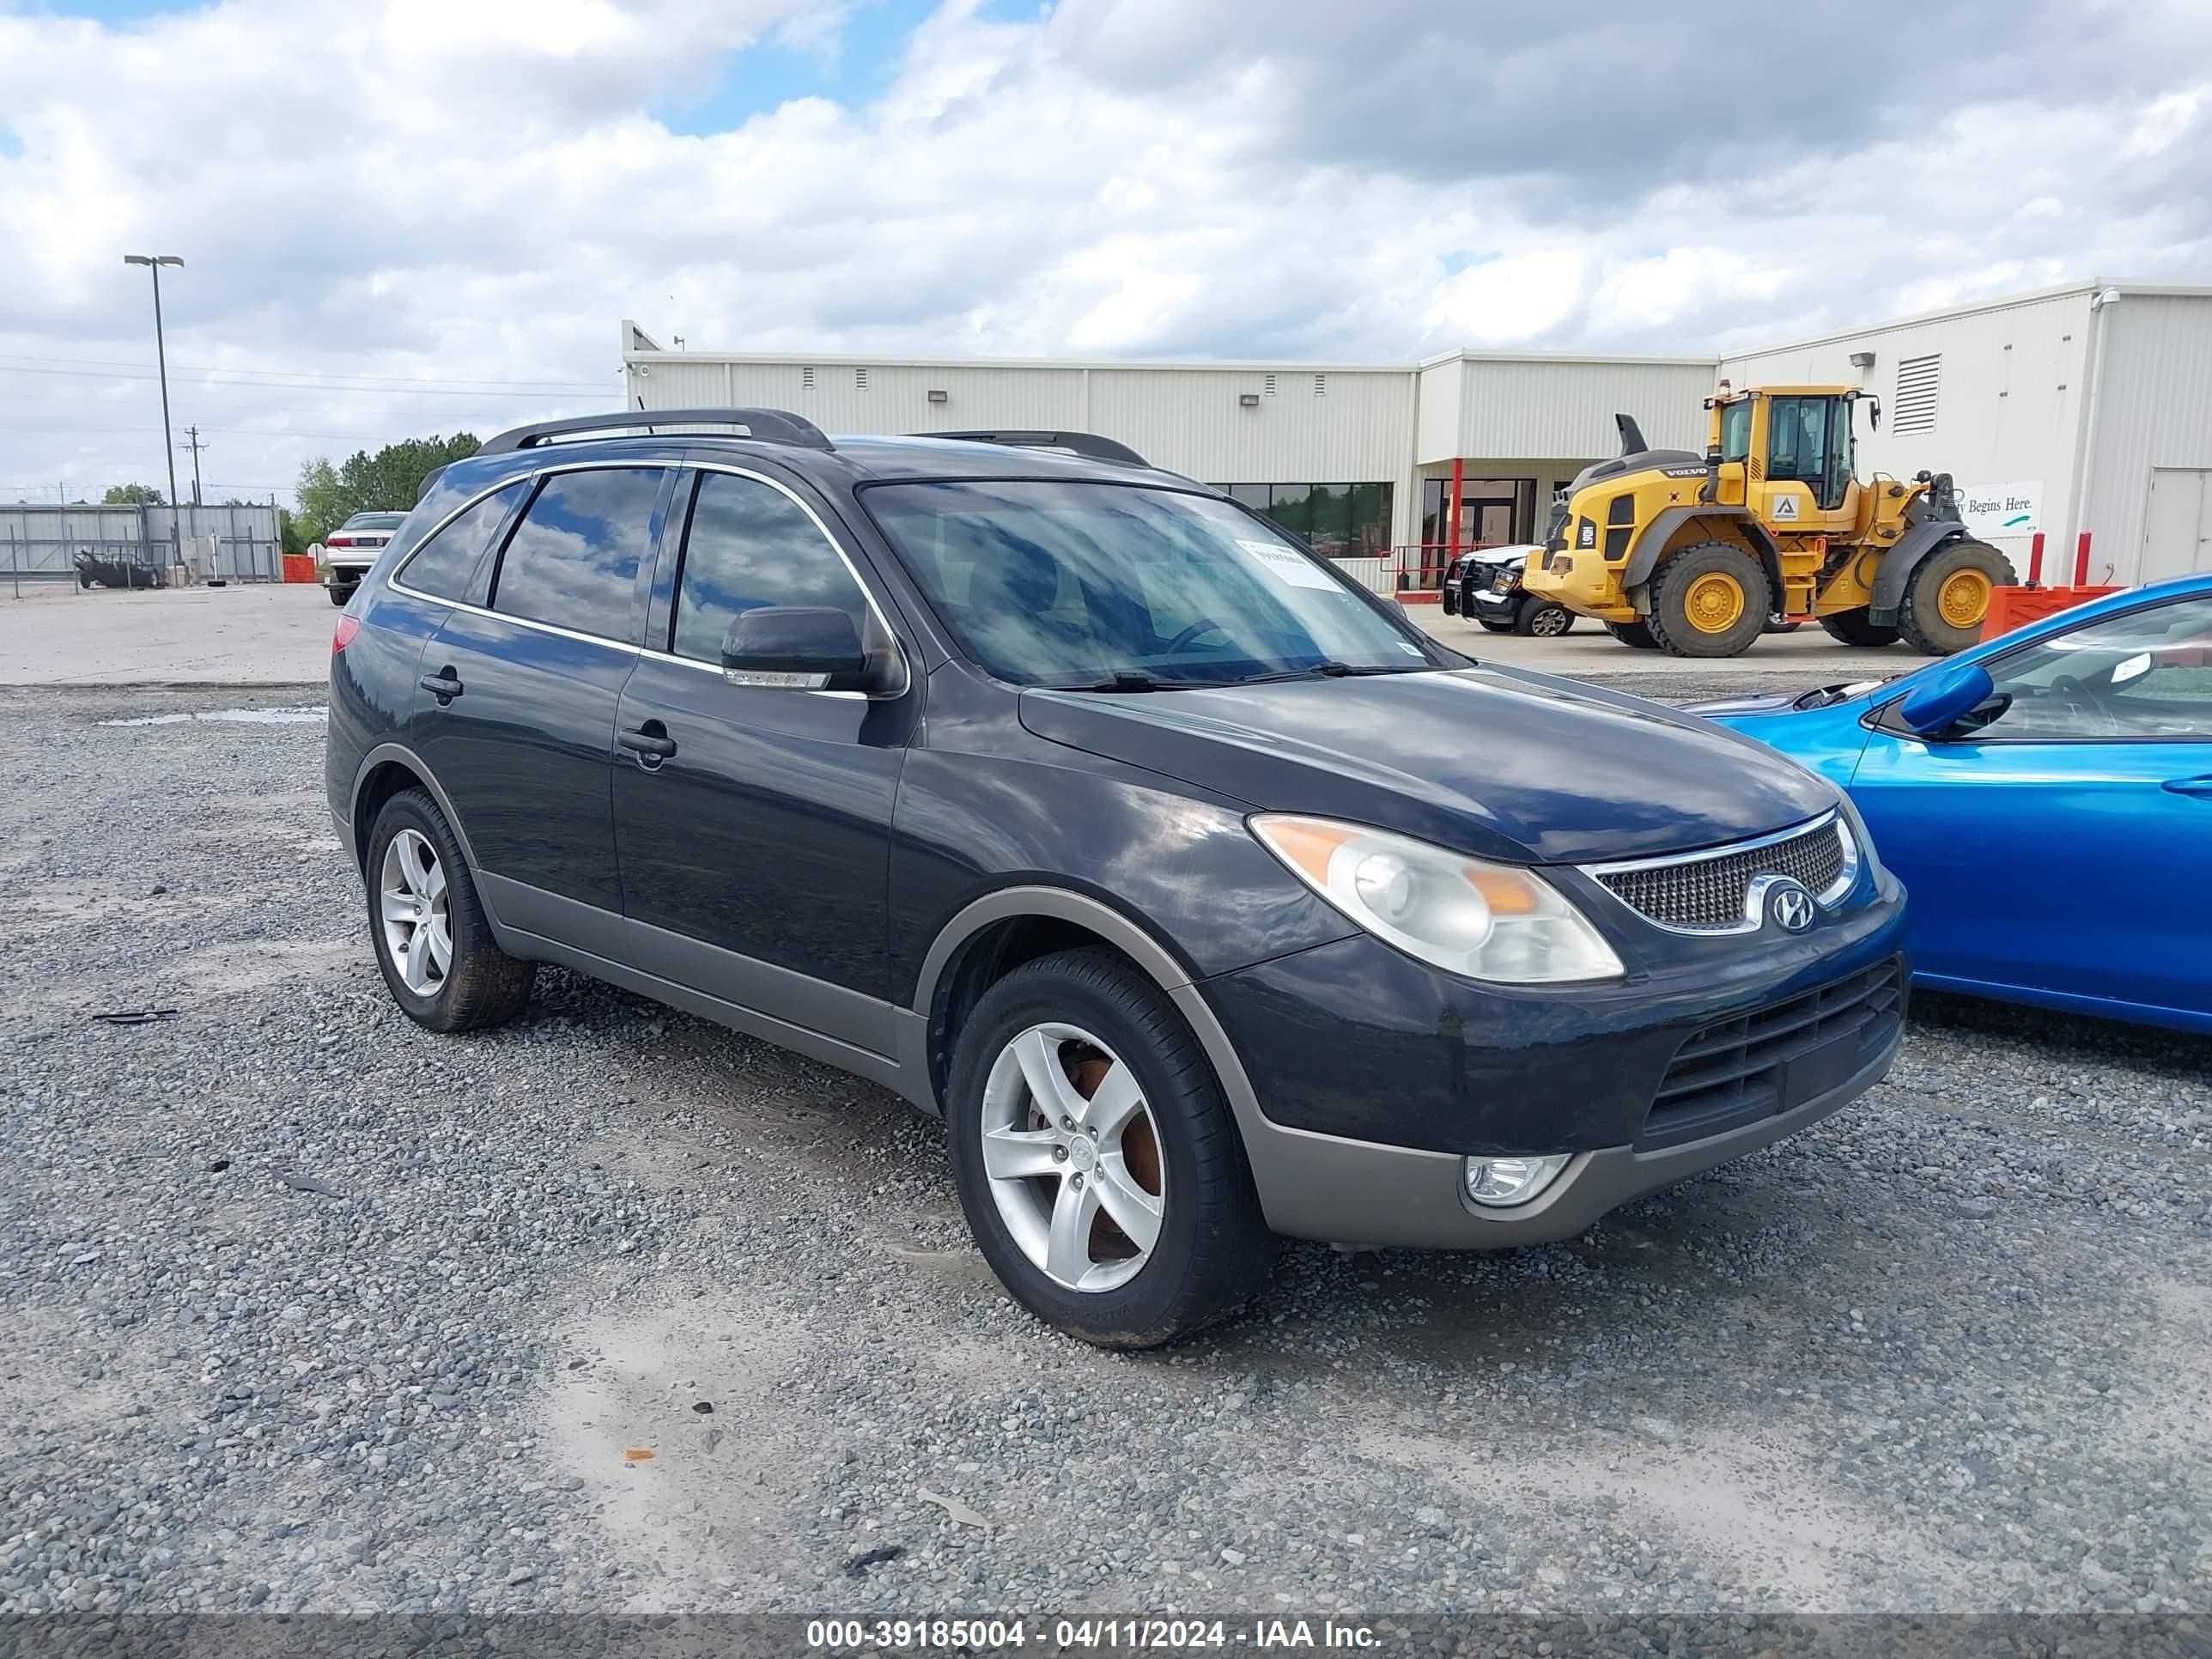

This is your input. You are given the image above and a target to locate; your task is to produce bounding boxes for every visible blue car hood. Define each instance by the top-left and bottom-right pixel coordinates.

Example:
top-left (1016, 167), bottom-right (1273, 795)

top-left (1020, 665), bottom-right (1837, 865)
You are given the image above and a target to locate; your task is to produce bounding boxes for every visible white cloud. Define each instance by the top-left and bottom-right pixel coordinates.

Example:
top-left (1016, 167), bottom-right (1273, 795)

top-left (0, 1), bottom-right (2208, 503)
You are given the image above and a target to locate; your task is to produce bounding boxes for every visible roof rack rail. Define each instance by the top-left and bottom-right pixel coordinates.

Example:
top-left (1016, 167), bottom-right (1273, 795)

top-left (923, 429), bottom-right (1150, 467)
top-left (480, 407), bottom-right (834, 455)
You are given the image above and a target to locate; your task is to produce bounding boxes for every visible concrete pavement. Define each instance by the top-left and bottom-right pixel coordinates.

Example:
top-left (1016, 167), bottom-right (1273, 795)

top-left (0, 580), bottom-right (335, 685)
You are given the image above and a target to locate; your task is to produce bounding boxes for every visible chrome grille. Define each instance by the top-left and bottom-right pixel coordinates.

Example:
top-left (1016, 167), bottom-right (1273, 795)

top-left (1589, 816), bottom-right (1850, 933)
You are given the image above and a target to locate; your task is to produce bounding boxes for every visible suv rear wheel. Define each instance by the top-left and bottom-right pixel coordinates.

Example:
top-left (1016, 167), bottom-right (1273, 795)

top-left (367, 789), bottom-right (535, 1032)
top-left (945, 948), bottom-right (1275, 1347)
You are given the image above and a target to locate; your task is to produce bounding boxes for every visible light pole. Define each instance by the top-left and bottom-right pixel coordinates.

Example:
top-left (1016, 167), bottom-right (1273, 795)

top-left (123, 253), bottom-right (185, 570)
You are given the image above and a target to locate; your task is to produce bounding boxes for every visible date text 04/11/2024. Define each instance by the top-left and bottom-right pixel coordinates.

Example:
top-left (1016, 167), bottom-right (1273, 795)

top-left (805, 1618), bottom-right (1382, 1650)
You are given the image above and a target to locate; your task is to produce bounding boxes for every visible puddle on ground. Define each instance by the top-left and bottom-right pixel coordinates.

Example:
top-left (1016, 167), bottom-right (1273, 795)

top-left (100, 705), bottom-right (328, 726)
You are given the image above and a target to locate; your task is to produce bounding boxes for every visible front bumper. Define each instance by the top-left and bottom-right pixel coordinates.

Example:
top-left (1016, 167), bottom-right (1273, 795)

top-left (1203, 875), bottom-right (1909, 1246)
top-left (1225, 1029), bottom-right (1897, 1249)
top-left (1465, 585), bottom-right (1522, 624)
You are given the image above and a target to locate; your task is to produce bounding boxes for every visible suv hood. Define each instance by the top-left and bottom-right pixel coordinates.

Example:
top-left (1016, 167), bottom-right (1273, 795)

top-left (1020, 667), bottom-right (1836, 865)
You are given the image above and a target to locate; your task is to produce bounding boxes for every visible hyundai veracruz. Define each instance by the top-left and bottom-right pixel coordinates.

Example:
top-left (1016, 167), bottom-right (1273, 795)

top-left (325, 410), bottom-right (1908, 1346)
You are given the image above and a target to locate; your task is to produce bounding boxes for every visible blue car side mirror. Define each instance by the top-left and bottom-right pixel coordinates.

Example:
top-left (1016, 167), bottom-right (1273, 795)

top-left (1897, 662), bottom-right (1996, 736)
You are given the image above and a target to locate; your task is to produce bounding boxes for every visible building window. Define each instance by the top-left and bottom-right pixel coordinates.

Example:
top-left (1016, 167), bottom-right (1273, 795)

top-left (1210, 483), bottom-right (1395, 556)
top-left (1893, 353), bottom-right (1940, 434)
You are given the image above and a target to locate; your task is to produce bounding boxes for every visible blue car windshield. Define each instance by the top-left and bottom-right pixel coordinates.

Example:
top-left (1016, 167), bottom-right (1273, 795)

top-left (864, 479), bottom-right (1439, 689)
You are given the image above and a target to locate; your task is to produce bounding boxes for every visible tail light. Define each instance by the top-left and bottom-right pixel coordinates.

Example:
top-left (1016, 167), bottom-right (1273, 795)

top-left (332, 615), bottom-right (361, 653)
top-left (326, 534), bottom-right (354, 549)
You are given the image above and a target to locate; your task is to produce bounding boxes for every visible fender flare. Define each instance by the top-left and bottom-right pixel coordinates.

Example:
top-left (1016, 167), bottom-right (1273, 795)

top-left (347, 741), bottom-right (482, 873)
top-left (1620, 506), bottom-right (1784, 612)
top-left (1867, 521), bottom-right (1970, 623)
top-left (908, 884), bottom-right (1271, 1143)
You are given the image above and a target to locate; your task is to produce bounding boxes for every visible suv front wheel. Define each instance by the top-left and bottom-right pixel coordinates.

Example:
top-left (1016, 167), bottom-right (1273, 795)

top-left (367, 789), bottom-right (536, 1032)
top-left (945, 948), bottom-right (1276, 1347)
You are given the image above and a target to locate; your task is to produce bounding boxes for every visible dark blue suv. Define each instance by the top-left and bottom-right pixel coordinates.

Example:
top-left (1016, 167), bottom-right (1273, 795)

top-left (326, 409), bottom-right (1908, 1346)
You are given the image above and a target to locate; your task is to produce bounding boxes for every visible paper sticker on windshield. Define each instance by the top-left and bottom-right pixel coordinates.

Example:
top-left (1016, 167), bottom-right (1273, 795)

top-left (1237, 538), bottom-right (1340, 591)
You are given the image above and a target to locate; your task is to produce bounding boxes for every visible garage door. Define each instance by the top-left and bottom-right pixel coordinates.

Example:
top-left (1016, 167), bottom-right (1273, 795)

top-left (2143, 467), bottom-right (2212, 583)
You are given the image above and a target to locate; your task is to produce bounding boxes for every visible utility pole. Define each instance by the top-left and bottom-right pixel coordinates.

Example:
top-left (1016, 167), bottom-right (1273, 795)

top-left (179, 425), bottom-right (208, 506)
top-left (123, 253), bottom-right (185, 568)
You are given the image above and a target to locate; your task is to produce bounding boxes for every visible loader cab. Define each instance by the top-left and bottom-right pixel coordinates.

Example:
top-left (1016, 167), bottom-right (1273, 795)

top-left (1711, 386), bottom-right (1863, 526)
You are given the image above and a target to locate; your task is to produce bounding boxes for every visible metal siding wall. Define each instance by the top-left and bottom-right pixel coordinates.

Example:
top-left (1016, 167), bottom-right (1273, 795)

top-left (1413, 362), bottom-right (1463, 466)
top-left (630, 356), bottom-right (1412, 484)
top-left (1, 502), bottom-right (279, 580)
top-left (1719, 291), bottom-right (2094, 568)
top-left (1085, 368), bottom-right (1411, 483)
top-left (2081, 295), bottom-right (2212, 585)
top-left (1456, 360), bottom-right (1715, 459)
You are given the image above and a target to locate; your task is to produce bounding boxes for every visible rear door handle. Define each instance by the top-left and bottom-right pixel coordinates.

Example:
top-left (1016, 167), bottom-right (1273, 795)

top-left (2162, 774), bottom-right (2212, 799)
top-left (617, 723), bottom-right (678, 761)
top-left (418, 668), bottom-right (463, 702)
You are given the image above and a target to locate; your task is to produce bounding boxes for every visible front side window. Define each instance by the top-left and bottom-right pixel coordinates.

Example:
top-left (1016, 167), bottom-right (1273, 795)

top-left (396, 481), bottom-right (526, 601)
top-left (864, 479), bottom-right (1442, 689)
top-left (1950, 594), bottom-right (2212, 740)
top-left (671, 472), bottom-right (873, 663)
top-left (1718, 401), bottom-right (1752, 463)
top-left (490, 468), bottom-right (664, 641)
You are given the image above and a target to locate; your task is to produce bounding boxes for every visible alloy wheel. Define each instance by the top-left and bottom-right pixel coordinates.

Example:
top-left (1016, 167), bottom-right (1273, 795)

top-left (979, 1023), bottom-right (1166, 1292)
top-left (380, 828), bottom-right (452, 995)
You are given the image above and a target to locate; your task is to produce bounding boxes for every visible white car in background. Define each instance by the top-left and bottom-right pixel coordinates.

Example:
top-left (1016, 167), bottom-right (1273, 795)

top-left (322, 511), bottom-right (407, 606)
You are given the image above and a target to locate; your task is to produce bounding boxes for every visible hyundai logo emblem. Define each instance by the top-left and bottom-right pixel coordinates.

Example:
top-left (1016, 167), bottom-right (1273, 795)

top-left (1769, 881), bottom-right (1817, 933)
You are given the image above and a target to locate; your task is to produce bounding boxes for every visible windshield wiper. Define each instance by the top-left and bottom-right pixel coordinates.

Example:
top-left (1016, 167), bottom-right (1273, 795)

top-left (1059, 672), bottom-right (1173, 692)
top-left (1224, 660), bottom-right (1420, 686)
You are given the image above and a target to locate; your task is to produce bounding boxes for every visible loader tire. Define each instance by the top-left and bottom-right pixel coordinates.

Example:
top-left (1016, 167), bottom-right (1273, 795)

top-left (1644, 541), bottom-right (1772, 659)
top-left (1820, 608), bottom-right (1903, 648)
top-left (1603, 620), bottom-right (1660, 649)
top-left (1899, 538), bottom-right (2015, 656)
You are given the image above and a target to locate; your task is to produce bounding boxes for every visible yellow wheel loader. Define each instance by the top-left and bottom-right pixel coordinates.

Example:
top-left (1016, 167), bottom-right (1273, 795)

top-left (1518, 383), bottom-right (2015, 657)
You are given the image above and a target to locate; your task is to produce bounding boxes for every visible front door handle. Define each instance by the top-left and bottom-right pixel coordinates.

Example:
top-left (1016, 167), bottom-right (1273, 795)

top-left (2162, 774), bottom-right (2212, 799)
top-left (617, 722), bottom-right (678, 762)
top-left (419, 667), bottom-right (463, 703)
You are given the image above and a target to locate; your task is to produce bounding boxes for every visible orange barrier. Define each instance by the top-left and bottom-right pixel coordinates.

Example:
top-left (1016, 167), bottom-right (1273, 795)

top-left (281, 554), bottom-right (318, 584)
top-left (1981, 584), bottom-right (2120, 641)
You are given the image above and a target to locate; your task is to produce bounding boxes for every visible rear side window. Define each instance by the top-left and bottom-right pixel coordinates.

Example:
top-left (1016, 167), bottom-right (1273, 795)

top-left (398, 482), bottom-right (526, 601)
top-left (670, 471), bottom-right (873, 663)
top-left (491, 468), bottom-right (665, 641)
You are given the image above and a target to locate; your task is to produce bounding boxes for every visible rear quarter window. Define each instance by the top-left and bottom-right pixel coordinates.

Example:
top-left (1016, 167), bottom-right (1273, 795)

top-left (394, 482), bottom-right (527, 603)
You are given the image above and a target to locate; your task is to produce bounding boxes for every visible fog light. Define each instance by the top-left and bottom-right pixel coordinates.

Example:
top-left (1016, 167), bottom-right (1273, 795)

top-left (1464, 1153), bottom-right (1571, 1208)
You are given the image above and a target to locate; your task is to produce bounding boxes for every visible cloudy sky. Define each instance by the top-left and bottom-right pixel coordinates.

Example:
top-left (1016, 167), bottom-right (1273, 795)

top-left (3, 0), bottom-right (2209, 506)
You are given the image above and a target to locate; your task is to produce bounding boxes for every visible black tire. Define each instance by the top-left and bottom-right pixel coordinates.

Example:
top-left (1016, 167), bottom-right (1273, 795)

top-left (1763, 614), bottom-right (1802, 634)
top-left (1820, 608), bottom-right (1902, 647)
top-left (1476, 617), bottom-right (1515, 634)
top-left (1604, 619), bottom-right (1660, 649)
top-left (1644, 539), bottom-right (1772, 659)
top-left (366, 788), bottom-right (535, 1032)
top-left (328, 586), bottom-right (354, 607)
top-left (1899, 538), bottom-right (2017, 656)
top-left (945, 947), bottom-right (1277, 1348)
top-left (1514, 602), bottom-right (1574, 638)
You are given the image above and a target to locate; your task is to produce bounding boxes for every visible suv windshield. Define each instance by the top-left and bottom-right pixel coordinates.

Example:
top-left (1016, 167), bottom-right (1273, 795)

top-left (866, 479), bottom-right (1439, 689)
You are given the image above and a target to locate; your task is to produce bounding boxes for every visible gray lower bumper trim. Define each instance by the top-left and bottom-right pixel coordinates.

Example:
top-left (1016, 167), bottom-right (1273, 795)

top-left (1236, 1029), bottom-right (1899, 1249)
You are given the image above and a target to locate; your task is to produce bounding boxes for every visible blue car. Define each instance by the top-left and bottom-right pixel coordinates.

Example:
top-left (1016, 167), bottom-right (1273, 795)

top-left (1697, 574), bottom-right (2212, 1034)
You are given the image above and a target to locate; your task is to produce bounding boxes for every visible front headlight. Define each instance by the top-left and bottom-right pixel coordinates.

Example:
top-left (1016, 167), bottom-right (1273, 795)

top-left (1250, 816), bottom-right (1626, 985)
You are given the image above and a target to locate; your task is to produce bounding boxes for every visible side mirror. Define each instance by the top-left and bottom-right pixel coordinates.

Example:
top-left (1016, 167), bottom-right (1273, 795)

top-left (721, 605), bottom-right (878, 692)
top-left (1896, 662), bottom-right (1994, 737)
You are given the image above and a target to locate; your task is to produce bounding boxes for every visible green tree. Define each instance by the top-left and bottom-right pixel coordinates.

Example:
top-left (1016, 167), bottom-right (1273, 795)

top-left (294, 432), bottom-right (481, 544)
top-left (102, 482), bottom-right (166, 505)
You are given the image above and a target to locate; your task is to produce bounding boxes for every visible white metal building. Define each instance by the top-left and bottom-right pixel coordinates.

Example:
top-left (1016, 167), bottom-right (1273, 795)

top-left (621, 278), bottom-right (2212, 592)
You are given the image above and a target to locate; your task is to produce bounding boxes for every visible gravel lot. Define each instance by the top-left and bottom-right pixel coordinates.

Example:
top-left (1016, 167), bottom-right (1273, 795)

top-left (3, 684), bottom-right (2209, 1636)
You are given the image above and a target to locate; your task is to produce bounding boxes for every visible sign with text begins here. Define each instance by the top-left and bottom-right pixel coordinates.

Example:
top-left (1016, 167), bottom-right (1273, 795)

top-left (1959, 480), bottom-right (2043, 538)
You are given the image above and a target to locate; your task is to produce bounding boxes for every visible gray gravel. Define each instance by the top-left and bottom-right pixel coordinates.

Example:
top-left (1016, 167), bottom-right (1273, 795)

top-left (2, 684), bottom-right (2209, 1629)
